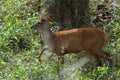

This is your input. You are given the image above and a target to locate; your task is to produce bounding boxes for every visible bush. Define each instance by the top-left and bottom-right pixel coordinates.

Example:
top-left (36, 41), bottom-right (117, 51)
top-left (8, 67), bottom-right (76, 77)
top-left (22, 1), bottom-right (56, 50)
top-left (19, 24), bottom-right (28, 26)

top-left (0, 0), bottom-right (120, 80)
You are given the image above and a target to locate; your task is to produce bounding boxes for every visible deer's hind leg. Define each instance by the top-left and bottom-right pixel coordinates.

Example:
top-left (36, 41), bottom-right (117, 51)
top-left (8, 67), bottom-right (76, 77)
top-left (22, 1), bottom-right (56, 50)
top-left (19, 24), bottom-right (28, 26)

top-left (92, 50), bottom-right (113, 66)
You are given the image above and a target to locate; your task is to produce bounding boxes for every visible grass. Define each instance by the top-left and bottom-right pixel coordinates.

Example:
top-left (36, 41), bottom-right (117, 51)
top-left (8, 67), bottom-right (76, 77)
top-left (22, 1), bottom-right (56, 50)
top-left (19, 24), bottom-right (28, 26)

top-left (0, 0), bottom-right (120, 80)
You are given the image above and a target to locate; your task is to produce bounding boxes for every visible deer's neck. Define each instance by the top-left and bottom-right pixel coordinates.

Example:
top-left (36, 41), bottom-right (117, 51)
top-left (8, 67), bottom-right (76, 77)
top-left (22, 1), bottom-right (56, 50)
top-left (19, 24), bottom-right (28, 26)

top-left (42, 22), bottom-right (55, 51)
top-left (42, 22), bottom-right (53, 40)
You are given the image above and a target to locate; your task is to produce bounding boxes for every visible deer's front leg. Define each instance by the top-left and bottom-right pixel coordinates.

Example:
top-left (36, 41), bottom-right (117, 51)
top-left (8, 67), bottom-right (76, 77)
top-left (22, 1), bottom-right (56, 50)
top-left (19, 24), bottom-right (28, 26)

top-left (37, 47), bottom-right (47, 59)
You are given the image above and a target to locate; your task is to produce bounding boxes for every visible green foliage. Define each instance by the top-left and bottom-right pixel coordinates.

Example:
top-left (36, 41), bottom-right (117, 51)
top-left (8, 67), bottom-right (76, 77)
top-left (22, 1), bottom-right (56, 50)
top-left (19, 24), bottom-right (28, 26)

top-left (0, 0), bottom-right (120, 80)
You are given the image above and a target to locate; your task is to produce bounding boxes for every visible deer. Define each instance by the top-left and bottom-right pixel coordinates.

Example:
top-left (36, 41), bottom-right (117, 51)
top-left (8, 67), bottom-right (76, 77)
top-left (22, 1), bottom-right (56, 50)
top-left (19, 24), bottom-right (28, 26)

top-left (31, 14), bottom-right (113, 66)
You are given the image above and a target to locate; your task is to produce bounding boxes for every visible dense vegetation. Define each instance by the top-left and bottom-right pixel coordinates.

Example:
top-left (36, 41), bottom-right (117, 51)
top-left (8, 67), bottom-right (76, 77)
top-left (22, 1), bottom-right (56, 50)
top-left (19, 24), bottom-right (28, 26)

top-left (0, 0), bottom-right (120, 80)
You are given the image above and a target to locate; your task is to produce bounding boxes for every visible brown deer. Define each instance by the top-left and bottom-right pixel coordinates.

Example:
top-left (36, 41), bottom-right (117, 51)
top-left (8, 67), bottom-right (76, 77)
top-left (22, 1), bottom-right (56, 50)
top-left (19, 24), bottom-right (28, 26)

top-left (31, 15), bottom-right (112, 66)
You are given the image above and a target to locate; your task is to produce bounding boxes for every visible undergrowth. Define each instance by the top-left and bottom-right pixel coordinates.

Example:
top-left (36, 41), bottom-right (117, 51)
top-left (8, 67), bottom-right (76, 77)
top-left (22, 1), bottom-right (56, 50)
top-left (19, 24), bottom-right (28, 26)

top-left (0, 0), bottom-right (120, 80)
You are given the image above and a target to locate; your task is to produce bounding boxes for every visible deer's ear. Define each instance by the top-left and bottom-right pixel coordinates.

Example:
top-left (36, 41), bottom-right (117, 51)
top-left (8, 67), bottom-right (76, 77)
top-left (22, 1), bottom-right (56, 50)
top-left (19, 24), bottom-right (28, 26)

top-left (40, 14), bottom-right (51, 21)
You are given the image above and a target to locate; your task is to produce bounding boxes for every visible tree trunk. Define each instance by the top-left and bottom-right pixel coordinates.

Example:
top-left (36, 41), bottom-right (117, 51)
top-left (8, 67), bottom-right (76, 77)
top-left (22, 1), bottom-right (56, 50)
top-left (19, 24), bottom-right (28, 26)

top-left (41, 0), bottom-right (91, 30)
top-left (74, 0), bottom-right (90, 27)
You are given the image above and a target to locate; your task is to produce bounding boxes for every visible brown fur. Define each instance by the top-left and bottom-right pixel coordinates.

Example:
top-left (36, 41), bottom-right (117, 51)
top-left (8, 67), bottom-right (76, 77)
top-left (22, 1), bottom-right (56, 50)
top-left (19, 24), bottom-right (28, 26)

top-left (53, 28), bottom-right (108, 54)
top-left (31, 17), bottom-right (112, 66)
